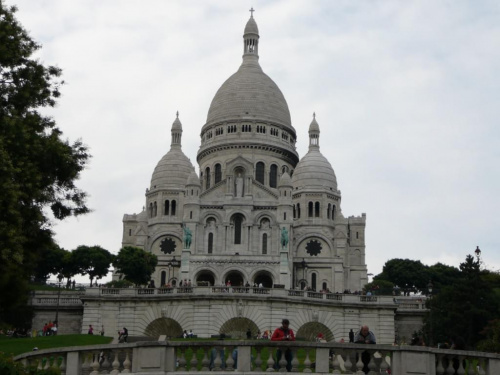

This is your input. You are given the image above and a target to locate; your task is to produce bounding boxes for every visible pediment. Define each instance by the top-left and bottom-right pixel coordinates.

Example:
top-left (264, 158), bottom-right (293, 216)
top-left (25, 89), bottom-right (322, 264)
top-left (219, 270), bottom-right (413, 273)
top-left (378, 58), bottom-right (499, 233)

top-left (199, 183), bottom-right (227, 200)
top-left (225, 155), bottom-right (254, 174)
top-left (253, 181), bottom-right (279, 199)
top-left (134, 225), bottom-right (147, 236)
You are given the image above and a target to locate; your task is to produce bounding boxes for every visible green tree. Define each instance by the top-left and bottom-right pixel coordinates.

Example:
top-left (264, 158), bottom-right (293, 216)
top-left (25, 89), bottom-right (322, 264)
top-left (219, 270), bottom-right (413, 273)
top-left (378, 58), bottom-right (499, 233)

top-left (0, 2), bottom-right (90, 325)
top-left (113, 246), bottom-right (158, 286)
top-left (374, 258), bottom-right (430, 293)
top-left (33, 244), bottom-right (68, 283)
top-left (424, 255), bottom-right (499, 349)
top-left (71, 246), bottom-right (114, 286)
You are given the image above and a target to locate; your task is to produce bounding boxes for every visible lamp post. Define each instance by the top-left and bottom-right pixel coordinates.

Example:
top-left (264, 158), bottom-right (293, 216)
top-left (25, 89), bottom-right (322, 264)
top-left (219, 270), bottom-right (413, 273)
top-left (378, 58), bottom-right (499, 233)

top-left (167, 256), bottom-right (180, 286)
top-left (54, 277), bottom-right (62, 326)
top-left (427, 280), bottom-right (434, 346)
top-left (300, 258), bottom-right (307, 289)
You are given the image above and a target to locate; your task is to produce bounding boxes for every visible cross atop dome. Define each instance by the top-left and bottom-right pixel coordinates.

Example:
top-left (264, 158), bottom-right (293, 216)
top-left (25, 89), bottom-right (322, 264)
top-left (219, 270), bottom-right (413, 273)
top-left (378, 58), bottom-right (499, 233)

top-left (249, 7), bottom-right (255, 18)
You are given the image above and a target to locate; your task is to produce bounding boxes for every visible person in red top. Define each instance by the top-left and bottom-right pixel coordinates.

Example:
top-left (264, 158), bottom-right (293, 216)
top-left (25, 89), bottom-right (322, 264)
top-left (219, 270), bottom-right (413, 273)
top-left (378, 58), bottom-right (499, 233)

top-left (271, 319), bottom-right (295, 371)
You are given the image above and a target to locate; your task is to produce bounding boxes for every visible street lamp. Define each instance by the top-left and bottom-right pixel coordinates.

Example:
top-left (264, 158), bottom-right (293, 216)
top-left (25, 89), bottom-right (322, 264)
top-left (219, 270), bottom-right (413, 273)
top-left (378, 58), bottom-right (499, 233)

top-left (475, 246), bottom-right (481, 259)
top-left (427, 280), bottom-right (434, 346)
top-left (55, 277), bottom-right (62, 327)
top-left (300, 258), bottom-right (307, 289)
top-left (167, 256), bottom-right (180, 285)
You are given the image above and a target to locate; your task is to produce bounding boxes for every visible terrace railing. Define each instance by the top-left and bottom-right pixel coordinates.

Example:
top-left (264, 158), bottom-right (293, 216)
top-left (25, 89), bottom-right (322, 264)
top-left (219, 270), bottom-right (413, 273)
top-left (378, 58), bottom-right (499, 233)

top-left (14, 340), bottom-right (500, 375)
top-left (85, 287), bottom-right (396, 305)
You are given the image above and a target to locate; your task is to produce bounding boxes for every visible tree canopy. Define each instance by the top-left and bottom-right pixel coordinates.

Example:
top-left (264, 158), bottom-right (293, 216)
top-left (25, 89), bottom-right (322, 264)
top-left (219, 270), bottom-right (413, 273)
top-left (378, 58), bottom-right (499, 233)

top-left (113, 246), bottom-right (158, 286)
top-left (71, 246), bottom-right (114, 287)
top-left (0, 2), bottom-right (90, 325)
top-left (423, 255), bottom-right (500, 349)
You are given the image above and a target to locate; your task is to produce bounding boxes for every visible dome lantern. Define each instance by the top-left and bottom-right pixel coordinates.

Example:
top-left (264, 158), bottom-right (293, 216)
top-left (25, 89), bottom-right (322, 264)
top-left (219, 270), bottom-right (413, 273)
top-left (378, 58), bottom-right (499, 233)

top-left (171, 111), bottom-right (183, 148)
top-left (243, 8), bottom-right (259, 58)
top-left (308, 112), bottom-right (320, 150)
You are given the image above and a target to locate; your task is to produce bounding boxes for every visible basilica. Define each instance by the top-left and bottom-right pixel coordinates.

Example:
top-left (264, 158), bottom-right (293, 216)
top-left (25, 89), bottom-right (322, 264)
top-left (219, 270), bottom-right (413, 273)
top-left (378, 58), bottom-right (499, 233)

top-left (120, 13), bottom-right (368, 294)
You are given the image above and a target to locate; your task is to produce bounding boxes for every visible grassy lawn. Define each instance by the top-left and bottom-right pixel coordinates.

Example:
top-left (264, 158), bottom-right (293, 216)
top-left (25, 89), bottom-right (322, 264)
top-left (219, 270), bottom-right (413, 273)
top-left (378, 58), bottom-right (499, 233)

top-left (0, 334), bottom-right (112, 356)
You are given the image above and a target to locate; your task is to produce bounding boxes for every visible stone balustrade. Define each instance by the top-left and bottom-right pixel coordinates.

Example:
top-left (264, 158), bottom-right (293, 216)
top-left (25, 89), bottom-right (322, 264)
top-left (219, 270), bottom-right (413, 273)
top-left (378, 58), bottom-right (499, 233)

top-left (88, 286), bottom-right (396, 305)
top-left (14, 340), bottom-right (500, 375)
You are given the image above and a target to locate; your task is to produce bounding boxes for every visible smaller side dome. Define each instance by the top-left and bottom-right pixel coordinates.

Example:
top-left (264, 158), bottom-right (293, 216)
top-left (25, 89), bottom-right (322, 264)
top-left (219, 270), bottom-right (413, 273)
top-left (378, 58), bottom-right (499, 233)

top-left (292, 114), bottom-right (337, 191)
top-left (292, 150), bottom-right (338, 191)
top-left (150, 113), bottom-right (194, 189)
top-left (187, 169), bottom-right (200, 186)
top-left (279, 171), bottom-right (292, 187)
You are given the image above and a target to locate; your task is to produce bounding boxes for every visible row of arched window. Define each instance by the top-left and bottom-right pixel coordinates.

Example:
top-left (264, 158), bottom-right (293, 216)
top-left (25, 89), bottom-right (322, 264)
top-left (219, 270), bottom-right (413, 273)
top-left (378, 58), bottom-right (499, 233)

top-left (148, 200), bottom-right (177, 218)
top-left (293, 202), bottom-right (336, 220)
top-left (201, 124), bottom-right (295, 145)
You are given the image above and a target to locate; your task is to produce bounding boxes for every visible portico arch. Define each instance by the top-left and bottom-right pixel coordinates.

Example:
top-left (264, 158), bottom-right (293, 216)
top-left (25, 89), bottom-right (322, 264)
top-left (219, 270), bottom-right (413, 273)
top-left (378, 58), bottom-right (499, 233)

top-left (145, 317), bottom-right (183, 338)
top-left (224, 270), bottom-right (245, 286)
top-left (219, 317), bottom-right (259, 339)
top-left (296, 322), bottom-right (334, 342)
top-left (195, 269), bottom-right (216, 286)
top-left (253, 270), bottom-right (273, 288)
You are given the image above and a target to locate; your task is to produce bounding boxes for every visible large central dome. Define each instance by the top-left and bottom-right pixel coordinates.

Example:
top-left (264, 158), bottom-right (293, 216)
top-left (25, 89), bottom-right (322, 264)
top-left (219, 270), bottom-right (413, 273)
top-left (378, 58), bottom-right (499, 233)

top-left (204, 15), bottom-right (293, 131)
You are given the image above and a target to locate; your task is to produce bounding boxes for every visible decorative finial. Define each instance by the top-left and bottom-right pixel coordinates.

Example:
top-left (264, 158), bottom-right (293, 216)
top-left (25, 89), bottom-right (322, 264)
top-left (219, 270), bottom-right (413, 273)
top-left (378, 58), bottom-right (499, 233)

top-left (313, 112), bottom-right (316, 119)
top-left (249, 7), bottom-right (255, 17)
top-left (176, 111), bottom-right (179, 118)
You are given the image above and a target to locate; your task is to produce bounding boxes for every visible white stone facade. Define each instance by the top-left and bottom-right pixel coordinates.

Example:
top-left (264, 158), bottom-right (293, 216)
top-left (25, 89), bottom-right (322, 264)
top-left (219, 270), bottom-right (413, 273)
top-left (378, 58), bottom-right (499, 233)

top-left (120, 14), bottom-right (367, 294)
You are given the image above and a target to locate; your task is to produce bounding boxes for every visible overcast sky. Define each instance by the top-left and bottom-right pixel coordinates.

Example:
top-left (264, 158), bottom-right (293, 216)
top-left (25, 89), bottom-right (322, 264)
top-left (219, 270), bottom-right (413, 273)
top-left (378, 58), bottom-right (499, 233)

top-left (10, 0), bottom-right (500, 282)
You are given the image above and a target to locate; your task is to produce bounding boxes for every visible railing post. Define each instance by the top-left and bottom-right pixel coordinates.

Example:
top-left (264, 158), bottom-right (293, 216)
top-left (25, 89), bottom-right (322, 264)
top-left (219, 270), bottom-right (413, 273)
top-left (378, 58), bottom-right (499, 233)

top-left (164, 347), bottom-right (176, 372)
top-left (391, 351), bottom-right (436, 375)
top-left (315, 347), bottom-right (330, 373)
top-left (237, 345), bottom-right (252, 372)
top-left (66, 351), bottom-right (81, 375)
top-left (487, 357), bottom-right (500, 375)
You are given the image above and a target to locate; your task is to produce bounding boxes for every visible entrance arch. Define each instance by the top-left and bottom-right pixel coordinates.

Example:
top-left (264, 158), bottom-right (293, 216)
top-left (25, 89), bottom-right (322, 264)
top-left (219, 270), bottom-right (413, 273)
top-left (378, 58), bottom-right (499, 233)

top-left (253, 271), bottom-right (273, 288)
top-left (224, 270), bottom-right (244, 286)
top-left (296, 322), bottom-right (334, 342)
top-left (145, 317), bottom-right (183, 338)
top-left (195, 270), bottom-right (216, 286)
top-left (219, 317), bottom-right (259, 339)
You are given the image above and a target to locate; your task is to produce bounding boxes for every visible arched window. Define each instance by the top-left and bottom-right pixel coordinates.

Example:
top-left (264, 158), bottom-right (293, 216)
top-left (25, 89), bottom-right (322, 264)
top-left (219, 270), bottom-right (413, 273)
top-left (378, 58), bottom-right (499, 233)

top-left (153, 202), bottom-right (158, 217)
top-left (234, 214), bottom-right (243, 244)
top-left (190, 211), bottom-right (193, 219)
top-left (293, 205), bottom-right (296, 219)
top-left (312, 273), bottom-right (317, 291)
top-left (128, 229), bottom-right (132, 236)
top-left (208, 233), bottom-right (214, 254)
top-left (164, 200), bottom-right (170, 216)
top-left (256, 162), bottom-right (265, 184)
top-left (297, 203), bottom-right (301, 219)
top-left (171, 200), bottom-right (176, 216)
top-left (284, 212), bottom-right (286, 220)
top-left (322, 282), bottom-right (327, 291)
top-left (205, 167), bottom-right (211, 189)
top-left (262, 233), bottom-right (268, 255)
top-left (332, 205), bottom-right (336, 220)
top-left (269, 164), bottom-right (278, 188)
top-left (315, 202), bottom-right (320, 218)
top-left (327, 203), bottom-right (331, 219)
top-left (161, 271), bottom-right (166, 286)
top-left (215, 164), bottom-right (222, 184)
top-left (308, 202), bottom-right (313, 217)
top-left (149, 203), bottom-right (153, 218)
